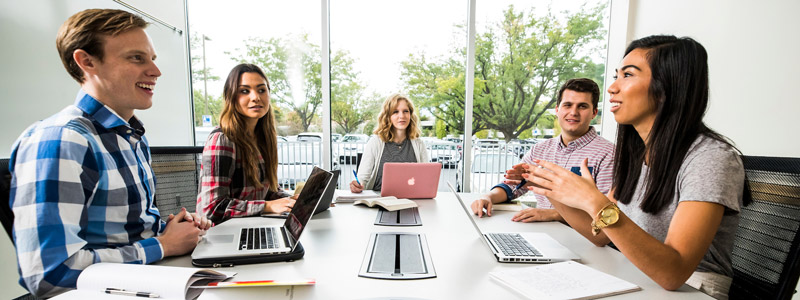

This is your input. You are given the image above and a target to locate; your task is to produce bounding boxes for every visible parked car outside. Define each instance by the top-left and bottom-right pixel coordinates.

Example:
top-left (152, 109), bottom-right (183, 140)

top-left (336, 134), bottom-right (369, 164)
top-left (297, 132), bottom-right (323, 142)
top-left (276, 141), bottom-right (338, 190)
top-left (474, 138), bottom-right (501, 150)
top-left (426, 142), bottom-right (461, 168)
top-left (459, 152), bottom-right (520, 193)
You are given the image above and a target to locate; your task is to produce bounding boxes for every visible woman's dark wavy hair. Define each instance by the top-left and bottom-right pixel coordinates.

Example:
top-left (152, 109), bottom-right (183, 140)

top-left (613, 35), bottom-right (751, 213)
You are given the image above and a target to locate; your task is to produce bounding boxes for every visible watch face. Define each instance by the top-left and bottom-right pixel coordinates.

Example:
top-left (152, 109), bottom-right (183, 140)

top-left (600, 208), bottom-right (619, 224)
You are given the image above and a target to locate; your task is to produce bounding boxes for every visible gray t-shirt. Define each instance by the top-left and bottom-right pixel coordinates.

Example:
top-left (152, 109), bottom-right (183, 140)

top-left (617, 135), bottom-right (744, 277)
top-left (372, 138), bottom-right (417, 191)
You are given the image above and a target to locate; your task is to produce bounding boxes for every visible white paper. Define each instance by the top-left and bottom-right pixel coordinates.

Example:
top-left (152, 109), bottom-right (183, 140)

top-left (489, 261), bottom-right (640, 300)
top-left (334, 189), bottom-right (380, 202)
top-left (51, 263), bottom-right (235, 300)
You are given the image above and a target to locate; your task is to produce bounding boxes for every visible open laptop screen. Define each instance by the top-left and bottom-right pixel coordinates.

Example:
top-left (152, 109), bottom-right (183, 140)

top-left (284, 167), bottom-right (332, 247)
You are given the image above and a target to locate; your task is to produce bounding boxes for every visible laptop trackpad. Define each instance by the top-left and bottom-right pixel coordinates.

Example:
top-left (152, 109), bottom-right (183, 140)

top-left (207, 234), bottom-right (234, 243)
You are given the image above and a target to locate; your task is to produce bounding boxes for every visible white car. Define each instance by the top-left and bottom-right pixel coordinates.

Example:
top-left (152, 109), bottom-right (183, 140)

top-left (426, 142), bottom-right (461, 168)
top-left (460, 152), bottom-right (520, 193)
top-left (336, 134), bottom-right (369, 164)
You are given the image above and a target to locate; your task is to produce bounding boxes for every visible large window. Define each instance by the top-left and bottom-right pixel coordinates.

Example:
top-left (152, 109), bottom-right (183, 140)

top-left (468, 0), bottom-right (609, 192)
top-left (187, 0), bottom-right (611, 192)
top-left (330, 0), bottom-right (467, 190)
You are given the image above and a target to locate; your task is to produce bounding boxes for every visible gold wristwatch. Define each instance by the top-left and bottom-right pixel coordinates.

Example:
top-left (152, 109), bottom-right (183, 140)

top-left (591, 202), bottom-right (620, 236)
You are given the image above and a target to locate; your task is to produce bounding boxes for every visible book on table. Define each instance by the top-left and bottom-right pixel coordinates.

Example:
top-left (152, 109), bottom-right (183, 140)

top-left (489, 261), bottom-right (640, 300)
top-left (353, 196), bottom-right (417, 211)
top-left (51, 263), bottom-right (236, 300)
top-left (334, 189), bottom-right (381, 203)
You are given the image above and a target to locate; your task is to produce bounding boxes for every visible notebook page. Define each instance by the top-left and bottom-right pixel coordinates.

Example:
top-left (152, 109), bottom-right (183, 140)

top-left (76, 263), bottom-right (230, 300)
top-left (489, 261), bottom-right (641, 300)
top-left (335, 189), bottom-right (380, 202)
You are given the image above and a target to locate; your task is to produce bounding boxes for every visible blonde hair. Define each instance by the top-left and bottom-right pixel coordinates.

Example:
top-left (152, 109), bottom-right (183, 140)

top-left (219, 64), bottom-right (278, 191)
top-left (373, 94), bottom-right (420, 142)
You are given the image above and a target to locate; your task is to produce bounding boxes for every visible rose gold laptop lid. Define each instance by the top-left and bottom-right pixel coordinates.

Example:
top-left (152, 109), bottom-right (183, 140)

top-left (380, 162), bottom-right (442, 199)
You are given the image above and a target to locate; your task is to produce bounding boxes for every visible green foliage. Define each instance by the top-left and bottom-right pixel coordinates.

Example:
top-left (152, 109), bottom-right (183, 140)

top-left (227, 34), bottom-right (322, 132)
top-left (435, 119), bottom-right (447, 139)
top-left (475, 130), bottom-right (489, 139)
top-left (518, 128), bottom-right (533, 140)
top-left (401, 4), bottom-right (607, 142)
top-left (192, 89), bottom-right (223, 126)
top-left (227, 34), bottom-right (377, 134)
top-left (363, 120), bottom-right (376, 135)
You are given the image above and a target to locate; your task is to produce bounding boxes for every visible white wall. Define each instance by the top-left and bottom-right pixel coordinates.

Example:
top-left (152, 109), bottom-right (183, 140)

top-left (0, 0), bottom-right (190, 297)
top-left (601, 0), bottom-right (800, 158)
top-left (0, 0), bottom-right (193, 158)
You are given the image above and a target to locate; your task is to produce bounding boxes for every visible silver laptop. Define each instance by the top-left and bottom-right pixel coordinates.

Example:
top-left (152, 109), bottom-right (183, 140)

top-left (192, 167), bottom-right (333, 260)
top-left (447, 182), bottom-right (580, 263)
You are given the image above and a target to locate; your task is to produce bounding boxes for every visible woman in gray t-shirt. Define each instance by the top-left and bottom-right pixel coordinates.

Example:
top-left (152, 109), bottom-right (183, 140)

top-left (521, 35), bottom-right (749, 300)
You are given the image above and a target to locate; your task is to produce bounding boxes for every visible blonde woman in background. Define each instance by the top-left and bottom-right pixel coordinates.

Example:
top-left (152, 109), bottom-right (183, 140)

top-left (350, 94), bottom-right (430, 192)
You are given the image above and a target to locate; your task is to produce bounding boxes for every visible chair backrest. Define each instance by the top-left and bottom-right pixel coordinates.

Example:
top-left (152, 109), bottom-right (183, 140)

top-left (0, 158), bottom-right (13, 241)
top-left (149, 146), bottom-right (204, 214)
top-left (730, 156), bottom-right (800, 300)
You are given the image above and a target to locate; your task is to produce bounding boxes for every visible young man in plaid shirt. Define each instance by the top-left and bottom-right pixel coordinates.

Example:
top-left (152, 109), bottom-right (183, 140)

top-left (8, 9), bottom-right (211, 298)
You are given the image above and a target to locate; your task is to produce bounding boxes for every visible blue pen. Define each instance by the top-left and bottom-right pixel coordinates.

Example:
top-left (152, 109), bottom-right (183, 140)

top-left (353, 170), bottom-right (361, 185)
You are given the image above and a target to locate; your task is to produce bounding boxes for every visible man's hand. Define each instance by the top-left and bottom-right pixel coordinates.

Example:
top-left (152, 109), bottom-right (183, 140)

top-left (471, 198), bottom-right (493, 218)
top-left (158, 208), bottom-right (203, 257)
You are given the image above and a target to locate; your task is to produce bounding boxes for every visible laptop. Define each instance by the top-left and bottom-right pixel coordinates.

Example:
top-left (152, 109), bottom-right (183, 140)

top-left (313, 169), bottom-right (340, 215)
top-left (262, 169), bottom-right (340, 218)
top-left (191, 167), bottom-right (333, 261)
top-left (380, 162), bottom-right (441, 199)
top-left (446, 182), bottom-right (580, 263)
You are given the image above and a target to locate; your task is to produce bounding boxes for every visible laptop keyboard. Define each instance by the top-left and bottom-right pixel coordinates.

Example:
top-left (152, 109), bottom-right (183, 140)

top-left (239, 227), bottom-right (281, 250)
top-left (487, 233), bottom-right (543, 257)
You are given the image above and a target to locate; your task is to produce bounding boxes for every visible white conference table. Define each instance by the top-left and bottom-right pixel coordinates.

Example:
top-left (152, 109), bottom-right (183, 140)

top-left (159, 191), bottom-right (711, 299)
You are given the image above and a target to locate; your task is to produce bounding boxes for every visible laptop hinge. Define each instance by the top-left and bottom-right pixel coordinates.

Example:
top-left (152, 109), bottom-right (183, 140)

top-left (283, 225), bottom-right (295, 250)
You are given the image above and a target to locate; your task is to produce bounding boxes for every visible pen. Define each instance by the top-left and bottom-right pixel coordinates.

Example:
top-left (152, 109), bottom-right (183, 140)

top-left (353, 170), bottom-right (361, 185)
top-left (105, 288), bottom-right (160, 298)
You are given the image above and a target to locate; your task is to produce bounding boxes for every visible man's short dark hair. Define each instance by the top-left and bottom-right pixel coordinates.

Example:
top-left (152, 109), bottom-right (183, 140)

top-left (556, 78), bottom-right (600, 110)
top-left (56, 9), bottom-right (148, 83)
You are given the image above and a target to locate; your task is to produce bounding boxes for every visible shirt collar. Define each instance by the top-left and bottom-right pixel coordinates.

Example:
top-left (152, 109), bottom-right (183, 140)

top-left (557, 126), bottom-right (598, 150)
top-left (74, 89), bottom-right (146, 136)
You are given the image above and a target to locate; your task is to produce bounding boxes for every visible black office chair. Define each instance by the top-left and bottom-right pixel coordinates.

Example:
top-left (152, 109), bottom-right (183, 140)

top-left (149, 146), bottom-right (204, 214)
top-left (730, 156), bottom-right (800, 300)
top-left (1, 158), bottom-right (13, 242)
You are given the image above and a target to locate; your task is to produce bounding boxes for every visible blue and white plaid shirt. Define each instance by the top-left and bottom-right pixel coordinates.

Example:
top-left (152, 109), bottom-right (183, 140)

top-left (9, 90), bottom-right (166, 298)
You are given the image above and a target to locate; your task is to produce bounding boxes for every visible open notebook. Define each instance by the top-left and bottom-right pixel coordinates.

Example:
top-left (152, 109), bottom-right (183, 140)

top-left (51, 263), bottom-right (236, 300)
top-left (490, 261), bottom-right (640, 299)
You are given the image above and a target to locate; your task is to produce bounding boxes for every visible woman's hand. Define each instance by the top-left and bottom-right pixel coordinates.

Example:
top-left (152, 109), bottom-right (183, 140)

top-left (264, 196), bottom-right (297, 214)
top-left (522, 158), bottom-right (607, 214)
top-left (350, 180), bottom-right (364, 193)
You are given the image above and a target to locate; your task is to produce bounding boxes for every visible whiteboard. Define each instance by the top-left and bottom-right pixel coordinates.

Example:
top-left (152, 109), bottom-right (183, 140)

top-left (0, 0), bottom-right (193, 157)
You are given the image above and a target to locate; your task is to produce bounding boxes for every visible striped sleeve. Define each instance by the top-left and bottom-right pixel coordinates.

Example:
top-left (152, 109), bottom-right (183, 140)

top-left (593, 146), bottom-right (615, 196)
top-left (10, 125), bottom-right (162, 298)
top-left (196, 131), bottom-right (266, 223)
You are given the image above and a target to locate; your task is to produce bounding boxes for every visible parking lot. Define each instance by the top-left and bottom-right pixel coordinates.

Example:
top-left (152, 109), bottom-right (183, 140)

top-left (196, 129), bottom-right (534, 194)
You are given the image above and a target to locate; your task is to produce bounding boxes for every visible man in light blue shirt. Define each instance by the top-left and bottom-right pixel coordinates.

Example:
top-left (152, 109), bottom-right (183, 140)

top-left (9, 9), bottom-right (210, 298)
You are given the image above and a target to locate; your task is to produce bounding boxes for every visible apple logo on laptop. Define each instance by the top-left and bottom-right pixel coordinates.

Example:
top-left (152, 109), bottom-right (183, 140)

top-left (408, 177), bottom-right (415, 186)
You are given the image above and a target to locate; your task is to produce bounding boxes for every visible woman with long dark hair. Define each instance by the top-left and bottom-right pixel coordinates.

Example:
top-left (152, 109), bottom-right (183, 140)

top-left (196, 63), bottom-right (294, 224)
top-left (522, 35), bottom-right (748, 299)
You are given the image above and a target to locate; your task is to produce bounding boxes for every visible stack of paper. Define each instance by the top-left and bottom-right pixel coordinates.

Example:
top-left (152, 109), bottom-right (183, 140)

top-left (334, 189), bottom-right (381, 203)
top-left (489, 261), bottom-right (641, 300)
